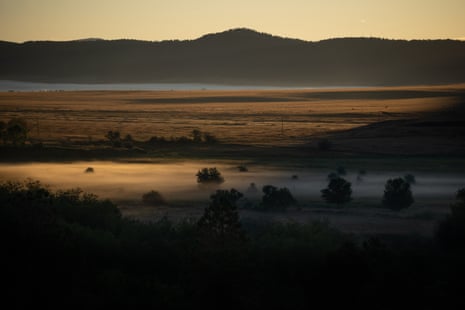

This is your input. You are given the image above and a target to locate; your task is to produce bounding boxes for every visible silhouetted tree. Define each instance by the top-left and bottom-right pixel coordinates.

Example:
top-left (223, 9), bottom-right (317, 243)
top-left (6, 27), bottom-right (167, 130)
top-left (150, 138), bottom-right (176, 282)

top-left (382, 178), bottom-right (414, 210)
top-left (192, 129), bottom-right (202, 143)
top-left (0, 120), bottom-right (5, 144)
top-left (196, 167), bottom-right (224, 184)
top-left (203, 132), bottom-right (218, 144)
top-left (197, 189), bottom-right (244, 242)
top-left (105, 130), bottom-right (121, 147)
top-left (321, 177), bottom-right (352, 205)
top-left (6, 118), bottom-right (28, 145)
top-left (261, 185), bottom-right (296, 210)
top-left (436, 187), bottom-right (465, 249)
top-left (142, 190), bottom-right (166, 206)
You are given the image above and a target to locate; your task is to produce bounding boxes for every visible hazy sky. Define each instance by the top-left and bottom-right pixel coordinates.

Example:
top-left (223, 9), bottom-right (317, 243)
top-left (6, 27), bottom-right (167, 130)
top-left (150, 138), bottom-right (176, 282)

top-left (1, 0), bottom-right (464, 42)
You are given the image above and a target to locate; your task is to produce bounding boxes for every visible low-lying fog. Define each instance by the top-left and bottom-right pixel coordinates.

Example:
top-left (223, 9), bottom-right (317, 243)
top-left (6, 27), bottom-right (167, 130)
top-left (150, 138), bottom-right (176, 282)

top-left (1, 162), bottom-right (464, 205)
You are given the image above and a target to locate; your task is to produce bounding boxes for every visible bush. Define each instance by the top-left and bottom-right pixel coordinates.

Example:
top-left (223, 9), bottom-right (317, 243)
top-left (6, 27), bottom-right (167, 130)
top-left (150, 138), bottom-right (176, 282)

top-left (237, 165), bottom-right (248, 172)
top-left (142, 190), bottom-right (166, 206)
top-left (321, 177), bottom-right (352, 205)
top-left (382, 178), bottom-right (414, 210)
top-left (85, 167), bottom-right (94, 173)
top-left (260, 185), bottom-right (296, 210)
top-left (196, 167), bottom-right (224, 184)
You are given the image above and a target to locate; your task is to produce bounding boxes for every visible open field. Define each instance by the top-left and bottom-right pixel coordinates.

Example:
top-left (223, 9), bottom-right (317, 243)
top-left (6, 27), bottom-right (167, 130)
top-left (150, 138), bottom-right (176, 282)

top-left (1, 85), bottom-right (464, 151)
top-left (1, 85), bottom-right (465, 237)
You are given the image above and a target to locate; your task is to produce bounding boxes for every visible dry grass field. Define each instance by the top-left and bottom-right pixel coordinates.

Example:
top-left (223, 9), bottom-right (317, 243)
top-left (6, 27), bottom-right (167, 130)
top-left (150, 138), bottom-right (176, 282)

top-left (1, 85), bottom-right (463, 149)
top-left (1, 85), bottom-right (465, 237)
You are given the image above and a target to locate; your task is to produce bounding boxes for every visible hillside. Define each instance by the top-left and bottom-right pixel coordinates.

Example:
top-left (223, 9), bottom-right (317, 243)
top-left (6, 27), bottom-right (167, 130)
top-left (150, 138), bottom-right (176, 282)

top-left (1, 28), bottom-right (465, 86)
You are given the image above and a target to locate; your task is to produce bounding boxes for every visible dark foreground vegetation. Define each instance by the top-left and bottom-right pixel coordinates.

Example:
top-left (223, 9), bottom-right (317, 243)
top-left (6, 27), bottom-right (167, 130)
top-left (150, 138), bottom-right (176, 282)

top-left (2, 180), bottom-right (465, 309)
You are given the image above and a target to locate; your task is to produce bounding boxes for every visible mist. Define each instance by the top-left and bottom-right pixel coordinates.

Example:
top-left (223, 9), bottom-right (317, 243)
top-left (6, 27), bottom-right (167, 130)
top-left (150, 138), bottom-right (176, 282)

top-left (1, 161), bottom-right (463, 205)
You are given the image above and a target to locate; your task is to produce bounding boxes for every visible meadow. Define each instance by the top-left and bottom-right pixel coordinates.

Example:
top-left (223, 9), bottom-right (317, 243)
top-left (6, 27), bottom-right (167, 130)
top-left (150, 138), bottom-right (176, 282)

top-left (2, 85), bottom-right (465, 308)
top-left (1, 84), bottom-right (465, 237)
top-left (1, 85), bottom-right (463, 149)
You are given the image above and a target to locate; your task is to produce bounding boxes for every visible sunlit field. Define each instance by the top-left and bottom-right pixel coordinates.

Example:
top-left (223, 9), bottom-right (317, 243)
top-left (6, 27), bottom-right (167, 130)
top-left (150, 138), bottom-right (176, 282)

top-left (1, 85), bottom-right (462, 147)
top-left (1, 85), bottom-right (465, 236)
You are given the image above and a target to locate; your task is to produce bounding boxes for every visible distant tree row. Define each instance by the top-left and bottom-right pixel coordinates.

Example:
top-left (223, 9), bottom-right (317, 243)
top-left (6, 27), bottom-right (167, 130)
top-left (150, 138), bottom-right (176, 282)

top-left (196, 167), bottom-right (415, 211)
top-left (105, 129), bottom-right (218, 148)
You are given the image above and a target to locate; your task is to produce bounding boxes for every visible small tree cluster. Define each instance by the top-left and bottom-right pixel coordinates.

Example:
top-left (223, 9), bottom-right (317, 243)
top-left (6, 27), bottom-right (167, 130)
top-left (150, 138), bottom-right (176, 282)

top-left (196, 167), bottom-right (224, 184)
top-left (142, 190), bottom-right (166, 206)
top-left (0, 118), bottom-right (29, 145)
top-left (191, 129), bottom-right (218, 144)
top-left (105, 130), bottom-right (133, 148)
top-left (321, 177), bottom-right (352, 205)
top-left (260, 185), bottom-right (297, 210)
top-left (382, 178), bottom-right (414, 210)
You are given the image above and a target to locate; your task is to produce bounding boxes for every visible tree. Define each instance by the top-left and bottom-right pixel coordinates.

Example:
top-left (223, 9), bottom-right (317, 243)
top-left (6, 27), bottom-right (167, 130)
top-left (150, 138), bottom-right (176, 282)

top-left (0, 120), bottom-right (6, 144)
top-left (196, 167), bottom-right (224, 184)
top-left (261, 185), bottom-right (296, 210)
top-left (142, 190), bottom-right (166, 206)
top-left (192, 129), bottom-right (202, 143)
top-left (382, 178), bottom-right (414, 210)
top-left (105, 130), bottom-right (121, 147)
top-left (197, 189), bottom-right (244, 242)
top-left (436, 187), bottom-right (465, 249)
top-left (321, 177), bottom-right (352, 205)
top-left (6, 118), bottom-right (28, 145)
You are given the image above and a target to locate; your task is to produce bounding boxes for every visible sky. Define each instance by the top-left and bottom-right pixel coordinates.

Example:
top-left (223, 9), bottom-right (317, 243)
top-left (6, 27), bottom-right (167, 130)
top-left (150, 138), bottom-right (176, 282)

top-left (1, 0), bottom-right (465, 42)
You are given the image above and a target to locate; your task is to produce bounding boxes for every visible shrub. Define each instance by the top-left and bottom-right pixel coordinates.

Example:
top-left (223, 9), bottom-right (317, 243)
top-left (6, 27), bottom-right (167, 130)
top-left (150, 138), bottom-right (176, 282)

top-left (382, 178), bottom-right (414, 210)
top-left (237, 165), bottom-right (248, 172)
top-left (321, 177), bottom-right (352, 205)
top-left (196, 167), bottom-right (224, 184)
top-left (85, 167), bottom-right (94, 173)
top-left (142, 190), bottom-right (166, 206)
top-left (260, 185), bottom-right (297, 210)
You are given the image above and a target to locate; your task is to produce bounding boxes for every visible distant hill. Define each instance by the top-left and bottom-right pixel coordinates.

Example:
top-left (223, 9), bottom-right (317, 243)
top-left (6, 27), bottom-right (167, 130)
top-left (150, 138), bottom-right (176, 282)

top-left (1, 28), bottom-right (465, 86)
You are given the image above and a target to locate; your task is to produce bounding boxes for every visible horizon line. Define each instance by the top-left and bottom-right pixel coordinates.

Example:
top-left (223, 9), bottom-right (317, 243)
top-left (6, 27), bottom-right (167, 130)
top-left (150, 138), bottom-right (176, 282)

top-left (2, 28), bottom-right (465, 44)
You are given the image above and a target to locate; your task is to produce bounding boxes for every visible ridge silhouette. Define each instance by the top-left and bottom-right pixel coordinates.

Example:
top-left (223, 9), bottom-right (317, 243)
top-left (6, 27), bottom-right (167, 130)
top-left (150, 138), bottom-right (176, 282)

top-left (1, 28), bottom-right (465, 86)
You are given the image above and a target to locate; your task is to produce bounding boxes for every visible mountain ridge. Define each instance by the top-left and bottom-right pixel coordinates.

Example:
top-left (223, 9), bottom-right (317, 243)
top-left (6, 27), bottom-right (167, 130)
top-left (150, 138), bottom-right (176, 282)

top-left (1, 28), bottom-right (465, 86)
